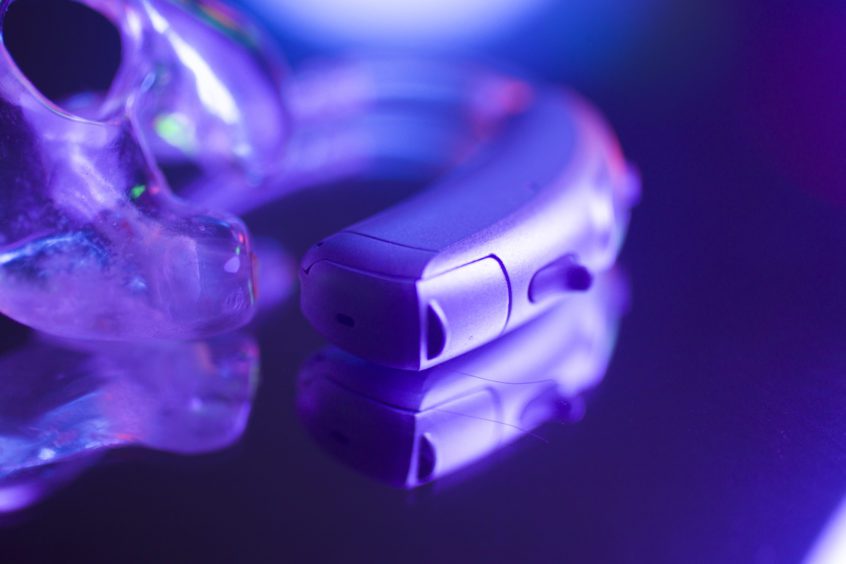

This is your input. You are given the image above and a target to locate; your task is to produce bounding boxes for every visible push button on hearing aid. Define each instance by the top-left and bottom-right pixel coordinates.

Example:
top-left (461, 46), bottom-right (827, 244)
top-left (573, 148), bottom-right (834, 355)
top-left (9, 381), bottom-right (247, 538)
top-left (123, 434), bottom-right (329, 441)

top-left (529, 255), bottom-right (593, 303)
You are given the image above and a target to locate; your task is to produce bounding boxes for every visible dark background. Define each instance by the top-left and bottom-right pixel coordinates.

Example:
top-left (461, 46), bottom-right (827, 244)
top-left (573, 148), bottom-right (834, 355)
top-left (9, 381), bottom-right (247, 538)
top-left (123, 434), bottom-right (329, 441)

top-left (1, 0), bottom-right (845, 562)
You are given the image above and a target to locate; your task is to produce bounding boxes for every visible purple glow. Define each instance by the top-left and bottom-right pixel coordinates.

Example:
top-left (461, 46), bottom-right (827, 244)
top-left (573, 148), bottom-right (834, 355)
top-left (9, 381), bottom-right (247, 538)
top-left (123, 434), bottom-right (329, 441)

top-left (737, 3), bottom-right (846, 207)
top-left (252, 237), bottom-right (296, 314)
top-left (0, 0), bottom-right (638, 517)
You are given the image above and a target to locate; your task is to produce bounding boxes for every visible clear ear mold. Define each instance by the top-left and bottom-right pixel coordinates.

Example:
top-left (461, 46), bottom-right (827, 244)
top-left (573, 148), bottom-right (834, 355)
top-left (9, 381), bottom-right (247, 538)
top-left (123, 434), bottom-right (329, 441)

top-left (0, 0), bottom-right (291, 340)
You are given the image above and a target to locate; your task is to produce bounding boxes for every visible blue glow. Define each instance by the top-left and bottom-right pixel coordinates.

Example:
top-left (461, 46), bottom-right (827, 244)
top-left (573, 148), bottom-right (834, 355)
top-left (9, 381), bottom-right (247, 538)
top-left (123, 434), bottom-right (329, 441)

top-left (243, 0), bottom-right (552, 47)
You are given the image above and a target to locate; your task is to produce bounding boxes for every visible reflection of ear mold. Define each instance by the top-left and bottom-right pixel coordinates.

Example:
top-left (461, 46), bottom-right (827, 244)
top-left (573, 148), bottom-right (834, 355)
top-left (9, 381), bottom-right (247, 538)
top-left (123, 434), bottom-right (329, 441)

top-left (0, 0), bottom-right (292, 339)
top-left (301, 89), bottom-right (639, 370)
top-left (0, 331), bottom-right (259, 513)
top-left (297, 271), bottom-right (627, 489)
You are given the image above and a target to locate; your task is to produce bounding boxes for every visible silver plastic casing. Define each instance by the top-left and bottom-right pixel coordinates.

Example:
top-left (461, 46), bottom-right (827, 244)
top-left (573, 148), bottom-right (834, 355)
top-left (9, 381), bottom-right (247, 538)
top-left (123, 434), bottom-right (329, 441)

top-left (301, 89), bottom-right (639, 370)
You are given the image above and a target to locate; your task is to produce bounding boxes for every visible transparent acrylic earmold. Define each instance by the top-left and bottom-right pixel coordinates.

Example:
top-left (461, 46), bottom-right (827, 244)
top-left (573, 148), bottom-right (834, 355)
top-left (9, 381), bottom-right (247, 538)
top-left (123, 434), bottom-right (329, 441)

top-left (0, 0), bottom-right (281, 339)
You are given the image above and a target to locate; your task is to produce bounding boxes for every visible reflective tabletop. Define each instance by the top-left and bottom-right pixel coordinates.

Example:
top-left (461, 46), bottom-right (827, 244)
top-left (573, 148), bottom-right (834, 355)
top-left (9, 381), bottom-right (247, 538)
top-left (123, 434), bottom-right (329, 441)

top-left (1, 1), bottom-right (844, 563)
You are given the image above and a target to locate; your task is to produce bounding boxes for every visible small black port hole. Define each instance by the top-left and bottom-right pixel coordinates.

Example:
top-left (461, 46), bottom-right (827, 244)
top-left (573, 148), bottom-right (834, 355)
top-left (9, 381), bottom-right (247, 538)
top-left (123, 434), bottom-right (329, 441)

top-left (335, 313), bottom-right (355, 328)
top-left (565, 264), bottom-right (593, 292)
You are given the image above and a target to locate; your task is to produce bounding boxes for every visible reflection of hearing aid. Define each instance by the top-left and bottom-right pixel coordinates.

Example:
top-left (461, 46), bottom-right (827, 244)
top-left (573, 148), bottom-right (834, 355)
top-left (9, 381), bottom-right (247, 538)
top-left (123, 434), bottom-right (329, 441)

top-left (301, 88), bottom-right (639, 370)
top-left (297, 270), bottom-right (628, 489)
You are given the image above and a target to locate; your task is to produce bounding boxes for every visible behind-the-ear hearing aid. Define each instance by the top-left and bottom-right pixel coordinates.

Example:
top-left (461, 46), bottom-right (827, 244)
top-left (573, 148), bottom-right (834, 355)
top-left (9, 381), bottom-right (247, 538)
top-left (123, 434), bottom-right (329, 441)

top-left (0, 0), bottom-right (637, 368)
top-left (299, 86), bottom-right (639, 370)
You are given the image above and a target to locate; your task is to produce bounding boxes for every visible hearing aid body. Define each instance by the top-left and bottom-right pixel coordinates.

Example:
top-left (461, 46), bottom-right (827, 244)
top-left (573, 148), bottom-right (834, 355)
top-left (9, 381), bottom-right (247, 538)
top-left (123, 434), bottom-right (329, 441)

top-left (301, 89), bottom-right (639, 370)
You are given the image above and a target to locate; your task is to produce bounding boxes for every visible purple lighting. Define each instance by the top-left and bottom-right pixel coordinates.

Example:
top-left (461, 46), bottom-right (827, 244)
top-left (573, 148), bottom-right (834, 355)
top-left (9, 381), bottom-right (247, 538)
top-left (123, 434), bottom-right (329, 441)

top-left (0, 0), bottom-right (639, 535)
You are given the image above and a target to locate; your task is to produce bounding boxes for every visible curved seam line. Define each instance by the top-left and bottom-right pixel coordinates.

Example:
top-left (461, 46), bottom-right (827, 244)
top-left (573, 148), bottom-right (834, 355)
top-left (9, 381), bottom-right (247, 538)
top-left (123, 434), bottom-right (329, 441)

top-left (486, 253), bottom-right (512, 332)
top-left (341, 230), bottom-right (439, 254)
